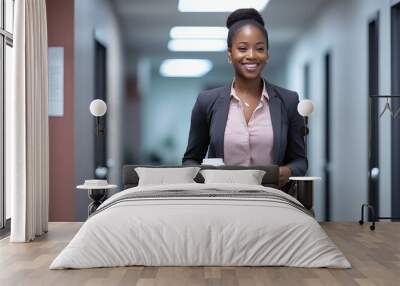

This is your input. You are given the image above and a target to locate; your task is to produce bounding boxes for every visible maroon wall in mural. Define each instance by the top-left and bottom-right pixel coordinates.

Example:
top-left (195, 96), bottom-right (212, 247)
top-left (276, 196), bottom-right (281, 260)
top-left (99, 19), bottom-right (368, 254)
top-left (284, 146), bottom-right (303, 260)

top-left (46, 0), bottom-right (75, 221)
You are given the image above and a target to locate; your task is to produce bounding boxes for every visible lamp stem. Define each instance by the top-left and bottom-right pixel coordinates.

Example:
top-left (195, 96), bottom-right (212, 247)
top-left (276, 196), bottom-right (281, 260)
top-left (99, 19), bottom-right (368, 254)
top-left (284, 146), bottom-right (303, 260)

top-left (96, 117), bottom-right (100, 136)
top-left (304, 116), bottom-right (309, 159)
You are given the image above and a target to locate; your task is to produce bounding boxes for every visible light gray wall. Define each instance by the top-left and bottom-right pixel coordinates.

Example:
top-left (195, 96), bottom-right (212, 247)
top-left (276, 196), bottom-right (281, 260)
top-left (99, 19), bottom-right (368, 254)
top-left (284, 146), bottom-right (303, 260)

top-left (122, 94), bottom-right (141, 165)
top-left (286, 0), bottom-right (393, 221)
top-left (139, 64), bottom-right (231, 164)
top-left (141, 76), bottom-right (201, 164)
top-left (75, 0), bottom-right (125, 221)
top-left (264, 64), bottom-right (287, 88)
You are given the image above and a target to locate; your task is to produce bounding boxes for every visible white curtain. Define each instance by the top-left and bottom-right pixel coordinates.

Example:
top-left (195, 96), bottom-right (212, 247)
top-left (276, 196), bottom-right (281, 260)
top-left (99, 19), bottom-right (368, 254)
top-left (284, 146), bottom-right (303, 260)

top-left (8, 0), bottom-right (49, 242)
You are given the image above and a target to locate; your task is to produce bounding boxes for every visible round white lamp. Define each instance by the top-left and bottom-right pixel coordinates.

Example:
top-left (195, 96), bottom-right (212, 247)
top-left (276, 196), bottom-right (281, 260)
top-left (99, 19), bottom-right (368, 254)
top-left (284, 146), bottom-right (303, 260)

top-left (297, 99), bottom-right (314, 117)
top-left (90, 99), bottom-right (107, 117)
top-left (89, 99), bottom-right (107, 136)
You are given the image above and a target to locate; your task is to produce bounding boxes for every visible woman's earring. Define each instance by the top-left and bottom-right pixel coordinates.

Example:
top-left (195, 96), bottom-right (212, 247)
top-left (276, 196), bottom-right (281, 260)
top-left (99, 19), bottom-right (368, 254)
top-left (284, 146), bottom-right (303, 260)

top-left (228, 58), bottom-right (232, 64)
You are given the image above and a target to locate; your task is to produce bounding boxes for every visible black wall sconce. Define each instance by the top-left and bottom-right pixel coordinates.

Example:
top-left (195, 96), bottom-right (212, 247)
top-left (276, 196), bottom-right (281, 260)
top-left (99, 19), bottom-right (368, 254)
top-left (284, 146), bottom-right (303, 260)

top-left (297, 99), bottom-right (315, 158)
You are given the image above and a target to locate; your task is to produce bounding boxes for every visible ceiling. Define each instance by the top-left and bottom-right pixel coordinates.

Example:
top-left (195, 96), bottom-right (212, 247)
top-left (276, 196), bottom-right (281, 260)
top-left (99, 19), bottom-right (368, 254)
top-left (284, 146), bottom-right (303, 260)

top-left (112, 0), bottom-right (328, 73)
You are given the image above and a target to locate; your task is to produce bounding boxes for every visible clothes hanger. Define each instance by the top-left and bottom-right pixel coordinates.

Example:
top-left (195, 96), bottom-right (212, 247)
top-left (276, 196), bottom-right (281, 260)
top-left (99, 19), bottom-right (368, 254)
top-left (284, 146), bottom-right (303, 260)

top-left (379, 98), bottom-right (393, 118)
top-left (394, 106), bottom-right (400, 119)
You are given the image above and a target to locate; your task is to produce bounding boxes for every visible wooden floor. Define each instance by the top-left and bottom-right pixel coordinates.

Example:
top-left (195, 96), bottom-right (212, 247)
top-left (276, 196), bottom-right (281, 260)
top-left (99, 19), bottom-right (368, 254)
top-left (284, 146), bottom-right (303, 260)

top-left (0, 222), bottom-right (399, 286)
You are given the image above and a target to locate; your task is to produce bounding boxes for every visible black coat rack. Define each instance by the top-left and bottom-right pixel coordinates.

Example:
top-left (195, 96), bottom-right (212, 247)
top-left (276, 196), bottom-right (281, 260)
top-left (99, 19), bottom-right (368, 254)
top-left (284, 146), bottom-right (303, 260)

top-left (359, 94), bottom-right (400, 230)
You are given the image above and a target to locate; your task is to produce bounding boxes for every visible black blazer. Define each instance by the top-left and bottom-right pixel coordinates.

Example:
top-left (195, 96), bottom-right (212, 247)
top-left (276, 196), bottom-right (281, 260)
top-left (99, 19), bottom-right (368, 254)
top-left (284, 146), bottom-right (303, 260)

top-left (182, 80), bottom-right (307, 176)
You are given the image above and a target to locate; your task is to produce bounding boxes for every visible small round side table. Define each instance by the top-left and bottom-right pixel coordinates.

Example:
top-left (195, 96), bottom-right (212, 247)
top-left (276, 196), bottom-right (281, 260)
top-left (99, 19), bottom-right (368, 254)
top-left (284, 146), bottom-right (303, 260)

top-left (289, 176), bottom-right (321, 211)
top-left (77, 184), bottom-right (117, 216)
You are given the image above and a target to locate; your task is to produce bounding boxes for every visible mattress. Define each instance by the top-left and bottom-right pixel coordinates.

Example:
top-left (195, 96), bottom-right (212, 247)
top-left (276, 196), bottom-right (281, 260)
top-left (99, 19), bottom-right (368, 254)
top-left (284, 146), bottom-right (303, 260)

top-left (50, 183), bottom-right (351, 269)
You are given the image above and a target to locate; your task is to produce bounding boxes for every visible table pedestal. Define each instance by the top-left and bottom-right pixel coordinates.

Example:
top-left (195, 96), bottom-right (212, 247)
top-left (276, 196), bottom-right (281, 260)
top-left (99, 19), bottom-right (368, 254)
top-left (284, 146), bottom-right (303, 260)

top-left (289, 177), bottom-right (321, 214)
top-left (294, 180), bottom-right (314, 210)
top-left (88, 189), bottom-right (107, 216)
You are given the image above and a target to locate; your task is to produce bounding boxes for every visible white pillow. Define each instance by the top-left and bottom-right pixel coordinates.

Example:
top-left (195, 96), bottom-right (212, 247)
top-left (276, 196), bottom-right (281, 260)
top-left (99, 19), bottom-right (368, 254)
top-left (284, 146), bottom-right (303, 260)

top-left (135, 167), bottom-right (200, 186)
top-left (200, 169), bottom-right (266, 185)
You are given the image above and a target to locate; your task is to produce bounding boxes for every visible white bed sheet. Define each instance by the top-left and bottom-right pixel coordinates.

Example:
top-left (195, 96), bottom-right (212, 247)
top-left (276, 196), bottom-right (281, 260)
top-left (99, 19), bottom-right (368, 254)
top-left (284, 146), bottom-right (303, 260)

top-left (50, 183), bottom-right (351, 269)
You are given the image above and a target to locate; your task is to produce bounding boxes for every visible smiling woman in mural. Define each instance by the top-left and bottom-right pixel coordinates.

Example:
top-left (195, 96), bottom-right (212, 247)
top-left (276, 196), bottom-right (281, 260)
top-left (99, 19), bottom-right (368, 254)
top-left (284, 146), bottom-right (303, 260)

top-left (182, 8), bottom-right (307, 188)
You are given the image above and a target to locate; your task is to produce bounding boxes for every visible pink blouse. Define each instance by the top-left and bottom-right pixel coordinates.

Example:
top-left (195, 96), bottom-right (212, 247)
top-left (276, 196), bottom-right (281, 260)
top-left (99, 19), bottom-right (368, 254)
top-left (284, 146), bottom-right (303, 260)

top-left (223, 81), bottom-right (274, 166)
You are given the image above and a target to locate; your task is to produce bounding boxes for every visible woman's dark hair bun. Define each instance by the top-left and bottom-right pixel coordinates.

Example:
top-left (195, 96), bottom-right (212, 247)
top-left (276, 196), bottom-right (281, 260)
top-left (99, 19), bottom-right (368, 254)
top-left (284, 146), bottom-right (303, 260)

top-left (226, 8), bottom-right (265, 29)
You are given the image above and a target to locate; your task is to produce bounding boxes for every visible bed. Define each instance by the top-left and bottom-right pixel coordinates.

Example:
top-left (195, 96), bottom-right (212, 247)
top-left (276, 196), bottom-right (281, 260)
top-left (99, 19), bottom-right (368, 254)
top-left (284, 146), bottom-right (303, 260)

top-left (50, 165), bottom-right (350, 269)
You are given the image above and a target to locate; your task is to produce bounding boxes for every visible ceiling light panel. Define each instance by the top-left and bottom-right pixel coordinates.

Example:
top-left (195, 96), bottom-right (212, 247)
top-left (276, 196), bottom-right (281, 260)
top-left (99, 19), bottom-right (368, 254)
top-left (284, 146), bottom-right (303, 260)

top-left (178, 0), bottom-right (270, 12)
top-left (159, 59), bottom-right (213, 77)
top-left (168, 39), bottom-right (227, 52)
top-left (170, 26), bottom-right (228, 39)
